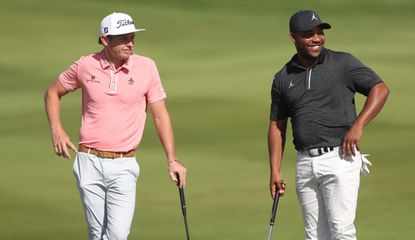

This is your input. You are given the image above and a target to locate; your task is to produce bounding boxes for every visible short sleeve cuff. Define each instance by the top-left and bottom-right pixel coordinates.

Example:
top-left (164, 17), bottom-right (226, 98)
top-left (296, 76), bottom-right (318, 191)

top-left (148, 94), bottom-right (167, 104)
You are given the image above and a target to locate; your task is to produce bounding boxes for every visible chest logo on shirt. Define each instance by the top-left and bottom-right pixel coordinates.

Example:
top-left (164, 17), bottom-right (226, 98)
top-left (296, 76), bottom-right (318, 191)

top-left (288, 81), bottom-right (295, 89)
top-left (87, 75), bottom-right (100, 84)
top-left (128, 77), bottom-right (135, 85)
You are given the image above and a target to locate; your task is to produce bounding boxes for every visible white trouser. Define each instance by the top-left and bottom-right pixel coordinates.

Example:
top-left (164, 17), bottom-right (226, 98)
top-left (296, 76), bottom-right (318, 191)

top-left (73, 152), bottom-right (140, 240)
top-left (296, 148), bottom-right (362, 240)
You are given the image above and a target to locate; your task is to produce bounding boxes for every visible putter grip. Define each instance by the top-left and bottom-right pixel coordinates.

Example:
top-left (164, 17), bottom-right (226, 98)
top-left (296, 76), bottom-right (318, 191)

top-left (270, 191), bottom-right (280, 225)
top-left (180, 189), bottom-right (187, 215)
top-left (176, 173), bottom-right (187, 216)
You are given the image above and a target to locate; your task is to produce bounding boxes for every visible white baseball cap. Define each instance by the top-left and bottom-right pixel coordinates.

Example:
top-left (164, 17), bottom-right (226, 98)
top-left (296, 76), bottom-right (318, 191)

top-left (99, 12), bottom-right (145, 36)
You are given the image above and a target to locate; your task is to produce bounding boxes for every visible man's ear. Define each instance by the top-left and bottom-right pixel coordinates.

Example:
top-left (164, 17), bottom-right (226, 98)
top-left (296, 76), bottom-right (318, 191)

top-left (100, 36), bottom-right (110, 46)
top-left (289, 32), bottom-right (296, 44)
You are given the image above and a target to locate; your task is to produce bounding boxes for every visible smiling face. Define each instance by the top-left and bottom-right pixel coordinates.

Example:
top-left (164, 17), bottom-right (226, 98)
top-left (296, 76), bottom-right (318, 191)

top-left (100, 33), bottom-right (135, 68)
top-left (290, 26), bottom-right (325, 68)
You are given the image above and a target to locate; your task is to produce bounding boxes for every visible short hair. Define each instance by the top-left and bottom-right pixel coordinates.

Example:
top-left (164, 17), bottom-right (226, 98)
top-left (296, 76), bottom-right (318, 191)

top-left (98, 35), bottom-right (112, 45)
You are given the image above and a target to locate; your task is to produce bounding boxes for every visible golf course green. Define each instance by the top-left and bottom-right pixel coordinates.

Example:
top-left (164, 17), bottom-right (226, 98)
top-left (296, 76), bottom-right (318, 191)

top-left (0, 0), bottom-right (414, 239)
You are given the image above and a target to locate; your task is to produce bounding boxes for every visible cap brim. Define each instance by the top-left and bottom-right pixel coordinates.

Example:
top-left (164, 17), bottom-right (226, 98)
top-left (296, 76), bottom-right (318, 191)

top-left (102, 28), bottom-right (146, 36)
top-left (120, 28), bottom-right (146, 34)
top-left (319, 23), bottom-right (331, 29)
top-left (291, 23), bottom-right (332, 33)
top-left (295, 23), bottom-right (331, 32)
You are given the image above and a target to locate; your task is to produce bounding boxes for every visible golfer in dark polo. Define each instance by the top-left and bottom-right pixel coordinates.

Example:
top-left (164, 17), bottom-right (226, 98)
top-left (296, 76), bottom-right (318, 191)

top-left (268, 10), bottom-right (389, 239)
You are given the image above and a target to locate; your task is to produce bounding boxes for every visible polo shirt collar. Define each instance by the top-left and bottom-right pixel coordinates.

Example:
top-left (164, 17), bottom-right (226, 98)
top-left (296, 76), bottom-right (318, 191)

top-left (98, 50), bottom-right (133, 71)
top-left (289, 47), bottom-right (327, 69)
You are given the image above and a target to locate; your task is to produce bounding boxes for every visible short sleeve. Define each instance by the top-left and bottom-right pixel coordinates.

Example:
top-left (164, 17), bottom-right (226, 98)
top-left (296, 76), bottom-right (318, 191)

top-left (270, 74), bottom-right (290, 121)
top-left (58, 59), bottom-right (81, 92)
top-left (146, 60), bottom-right (167, 103)
top-left (345, 54), bottom-right (382, 96)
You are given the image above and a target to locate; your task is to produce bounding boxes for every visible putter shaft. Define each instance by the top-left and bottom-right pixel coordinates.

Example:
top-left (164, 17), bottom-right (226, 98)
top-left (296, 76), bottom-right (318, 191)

top-left (179, 187), bottom-right (190, 240)
top-left (176, 173), bottom-right (190, 240)
top-left (267, 191), bottom-right (280, 240)
top-left (267, 225), bottom-right (274, 240)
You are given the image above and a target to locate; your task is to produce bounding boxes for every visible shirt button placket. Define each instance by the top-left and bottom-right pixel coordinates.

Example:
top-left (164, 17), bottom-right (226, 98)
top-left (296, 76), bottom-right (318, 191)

top-left (109, 69), bottom-right (118, 94)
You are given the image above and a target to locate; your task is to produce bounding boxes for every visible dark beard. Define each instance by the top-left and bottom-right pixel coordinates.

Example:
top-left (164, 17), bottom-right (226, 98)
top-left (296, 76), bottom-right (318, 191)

top-left (295, 47), bottom-right (321, 68)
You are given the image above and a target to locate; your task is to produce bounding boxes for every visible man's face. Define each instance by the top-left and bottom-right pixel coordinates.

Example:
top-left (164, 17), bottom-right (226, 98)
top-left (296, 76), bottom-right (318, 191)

top-left (291, 26), bottom-right (325, 60)
top-left (102, 33), bottom-right (135, 61)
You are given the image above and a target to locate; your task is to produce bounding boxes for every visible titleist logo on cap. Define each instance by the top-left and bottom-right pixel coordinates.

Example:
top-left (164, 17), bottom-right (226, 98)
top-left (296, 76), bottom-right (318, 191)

top-left (116, 19), bottom-right (134, 29)
top-left (99, 13), bottom-right (145, 36)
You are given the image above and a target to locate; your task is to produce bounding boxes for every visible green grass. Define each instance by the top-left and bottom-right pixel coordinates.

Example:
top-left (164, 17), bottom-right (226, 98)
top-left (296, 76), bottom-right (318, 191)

top-left (1, 0), bottom-right (414, 239)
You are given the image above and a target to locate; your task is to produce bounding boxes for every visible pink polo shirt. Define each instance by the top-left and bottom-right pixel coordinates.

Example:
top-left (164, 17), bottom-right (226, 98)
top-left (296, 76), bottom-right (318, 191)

top-left (59, 51), bottom-right (166, 151)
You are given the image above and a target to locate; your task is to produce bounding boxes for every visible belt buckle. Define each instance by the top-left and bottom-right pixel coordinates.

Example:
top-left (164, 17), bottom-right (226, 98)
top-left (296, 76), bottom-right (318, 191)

top-left (308, 148), bottom-right (320, 157)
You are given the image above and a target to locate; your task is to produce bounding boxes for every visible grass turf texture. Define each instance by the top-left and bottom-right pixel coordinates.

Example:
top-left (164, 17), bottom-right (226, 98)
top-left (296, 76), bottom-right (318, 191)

top-left (0, 0), bottom-right (414, 239)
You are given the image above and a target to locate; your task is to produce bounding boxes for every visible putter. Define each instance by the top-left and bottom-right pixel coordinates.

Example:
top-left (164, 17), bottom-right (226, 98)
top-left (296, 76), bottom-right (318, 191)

top-left (267, 191), bottom-right (281, 240)
top-left (176, 173), bottom-right (190, 240)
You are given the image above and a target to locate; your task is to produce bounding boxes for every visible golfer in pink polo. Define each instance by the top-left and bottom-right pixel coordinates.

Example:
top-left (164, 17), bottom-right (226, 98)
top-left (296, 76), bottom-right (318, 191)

top-left (44, 12), bottom-right (187, 240)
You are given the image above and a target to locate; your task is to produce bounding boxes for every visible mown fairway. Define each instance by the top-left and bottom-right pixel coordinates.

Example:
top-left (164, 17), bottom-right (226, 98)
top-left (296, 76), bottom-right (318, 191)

top-left (0, 0), bottom-right (414, 239)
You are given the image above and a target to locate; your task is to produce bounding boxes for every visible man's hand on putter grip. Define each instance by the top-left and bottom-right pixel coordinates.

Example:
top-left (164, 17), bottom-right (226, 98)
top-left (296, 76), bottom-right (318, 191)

top-left (270, 174), bottom-right (286, 199)
top-left (52, 128), bottom-right (77, 159)
top-left (168, 160), bottom-right (187, 188)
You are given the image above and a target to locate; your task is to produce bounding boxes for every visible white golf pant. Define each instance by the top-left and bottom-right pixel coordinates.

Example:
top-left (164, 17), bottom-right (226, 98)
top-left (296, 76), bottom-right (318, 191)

top-left (296, 148), bottom-right (362, 240)
top-left (73, 152), bottom-right (140, 240)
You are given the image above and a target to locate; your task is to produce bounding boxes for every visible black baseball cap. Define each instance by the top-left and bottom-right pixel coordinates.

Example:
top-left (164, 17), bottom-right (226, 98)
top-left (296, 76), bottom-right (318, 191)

top-left (289, 10), bottom-right (331, 32)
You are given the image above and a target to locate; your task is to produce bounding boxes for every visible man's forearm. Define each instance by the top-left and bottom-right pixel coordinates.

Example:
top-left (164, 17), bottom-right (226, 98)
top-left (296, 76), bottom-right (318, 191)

top-left (342, 82), bottom-right (389, 156)
top-left (155, 118), bottom-right (177, 162)
top-left (354, 82), bottom-right (389, 127)
top-left (44, 87), bottom-right (63, 131)
top-left (268, 120), bottom-right (287, 173)
top-left (44, 80), bottom-right (69, 131)
top-left (150, 101), bottom-right (178, 162)
top-left (268, 120), bottom-right (288, 197)
top-left (44, 80), bottom-right (77, 159)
